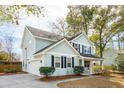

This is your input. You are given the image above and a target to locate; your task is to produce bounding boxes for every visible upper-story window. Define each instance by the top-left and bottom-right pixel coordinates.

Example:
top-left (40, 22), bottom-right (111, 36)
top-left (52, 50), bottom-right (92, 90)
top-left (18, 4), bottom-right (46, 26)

top-left (83, 45), bottom-right (91, 54)
top-left (72, 43), bottom-right (80, 53)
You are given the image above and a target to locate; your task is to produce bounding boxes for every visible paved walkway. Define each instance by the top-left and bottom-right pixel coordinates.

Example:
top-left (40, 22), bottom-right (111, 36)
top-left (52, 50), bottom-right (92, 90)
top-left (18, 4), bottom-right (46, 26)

top-left (0, 73), bottom-right (95, 88)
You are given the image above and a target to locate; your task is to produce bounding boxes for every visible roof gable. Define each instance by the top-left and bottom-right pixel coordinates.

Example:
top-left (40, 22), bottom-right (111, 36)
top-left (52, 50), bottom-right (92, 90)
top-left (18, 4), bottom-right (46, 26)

top-left (70, 32), bottom-right (94, 45)
top-left (34, 38), bottom-right (80, 56)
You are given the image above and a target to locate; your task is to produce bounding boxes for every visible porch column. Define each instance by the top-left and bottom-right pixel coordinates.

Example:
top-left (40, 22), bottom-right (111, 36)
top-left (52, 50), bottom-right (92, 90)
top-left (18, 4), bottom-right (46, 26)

top-left (90, 61), bottom-right (93, 74)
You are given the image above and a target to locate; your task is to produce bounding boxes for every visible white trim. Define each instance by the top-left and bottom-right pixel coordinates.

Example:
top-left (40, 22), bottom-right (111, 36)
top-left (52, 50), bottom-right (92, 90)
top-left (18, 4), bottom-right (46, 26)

top-left (81, 56), bottom-right (104, 61)
top-left (34, 38), bottom-right (80, 56)
top-left (46, 52), bottom-right (77, 57)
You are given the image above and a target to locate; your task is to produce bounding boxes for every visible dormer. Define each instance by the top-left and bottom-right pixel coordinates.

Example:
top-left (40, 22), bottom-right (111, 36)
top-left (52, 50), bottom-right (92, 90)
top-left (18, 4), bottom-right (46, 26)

top-left (69, 32), bottom-right (95, 55)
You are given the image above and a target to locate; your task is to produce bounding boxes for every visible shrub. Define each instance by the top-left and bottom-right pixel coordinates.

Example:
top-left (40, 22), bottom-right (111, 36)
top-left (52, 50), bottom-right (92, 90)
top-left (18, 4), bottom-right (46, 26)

top-left (93, 66), bottom-right (102, 73)
top-left (103, 66), bottom-right (112, 70)
top-left (39, 67), bottom-right (55, 77)
top-left (115, 54), bottom-right (124, 72)
top-left (74, 66), bottom-right (84, 75)
top-left (111, 64), bottom-right (117, 71)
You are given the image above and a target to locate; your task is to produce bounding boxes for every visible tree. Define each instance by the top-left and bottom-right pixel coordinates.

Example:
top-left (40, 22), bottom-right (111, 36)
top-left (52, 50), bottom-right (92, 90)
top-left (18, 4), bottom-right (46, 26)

top-left (48, 18), bottom-right (68, 37)
top-left (0, 5), bottom-right (43, 25)
top-left (3, 34), bottom-right (14, 61)
top-left (90, 6), bottom-right (124, 65)
top-left (115, 54), bottom-right (124, 72)
top-left (66, 5), bottom-right (97, 36)
top-left (0, 51), bottom-right (11, 60)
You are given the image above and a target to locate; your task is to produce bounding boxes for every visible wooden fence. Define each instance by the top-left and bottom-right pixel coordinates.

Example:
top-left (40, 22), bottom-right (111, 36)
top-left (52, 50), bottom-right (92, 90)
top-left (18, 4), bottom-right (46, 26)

top-left (0, 61), bottom-right (22, 73)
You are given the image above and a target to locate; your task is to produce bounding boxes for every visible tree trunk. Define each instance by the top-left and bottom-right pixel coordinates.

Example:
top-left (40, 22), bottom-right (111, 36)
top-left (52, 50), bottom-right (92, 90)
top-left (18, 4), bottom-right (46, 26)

top-left (117, 33), bottom-right (121, 50)
top-left (99, 32), bottom-right (103, 66)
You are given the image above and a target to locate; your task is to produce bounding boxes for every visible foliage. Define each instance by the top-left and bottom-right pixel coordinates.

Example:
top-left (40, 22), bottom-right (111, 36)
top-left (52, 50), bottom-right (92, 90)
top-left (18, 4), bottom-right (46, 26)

top-left (48, 18), bottom-right (68, 37)
top-left (66, 6), bottom-right (124, 66)
top-left (0, 5), bottom-right (43, 24)
top-left (0, 51), bottom-right (11, 60)
top-left (93, 66), bottom-right (102, 73)
top-left (66, 5), bottom-right (97, 36)
top-left (90, 6), bottom-right (124, 58)
top-left (103, 66), bottom-right (113, 70)
top-left (39, 67), bottom-right (55, 77)
top-left (111, 64), bottom-right (117, 71)
top-left (115, 54), bottom-right (124, 72)
top-left (74, 66), bottom-right (84, 75)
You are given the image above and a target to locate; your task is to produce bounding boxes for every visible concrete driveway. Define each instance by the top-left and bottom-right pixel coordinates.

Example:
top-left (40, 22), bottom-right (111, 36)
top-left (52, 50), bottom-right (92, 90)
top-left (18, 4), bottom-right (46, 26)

top-left (0, 74), bottom-right (58, 88)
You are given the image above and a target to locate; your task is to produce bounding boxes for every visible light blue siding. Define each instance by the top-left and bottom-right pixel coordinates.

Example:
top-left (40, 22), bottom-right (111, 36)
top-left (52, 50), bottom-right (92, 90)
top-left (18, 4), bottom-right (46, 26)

top-left (35, 38), bottom-right (54, 52)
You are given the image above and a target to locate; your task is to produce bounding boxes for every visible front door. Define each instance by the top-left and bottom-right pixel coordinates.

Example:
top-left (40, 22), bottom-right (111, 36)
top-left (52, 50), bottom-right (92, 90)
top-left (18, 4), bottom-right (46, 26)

top-left (84, 61), bottom-right (90, 73)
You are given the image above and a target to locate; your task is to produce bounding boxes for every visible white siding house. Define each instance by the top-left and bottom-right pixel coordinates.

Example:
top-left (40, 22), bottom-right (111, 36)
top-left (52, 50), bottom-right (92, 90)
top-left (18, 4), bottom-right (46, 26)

top-left (21, 26), bottom-right (103, 76)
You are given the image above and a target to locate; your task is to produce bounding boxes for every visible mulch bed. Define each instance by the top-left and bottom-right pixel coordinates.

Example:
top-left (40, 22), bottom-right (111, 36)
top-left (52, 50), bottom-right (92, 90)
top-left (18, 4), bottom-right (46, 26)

top-left (0, 72), bottom-right (26, 76)
top-left (40, 74), bottom-right (84, 81)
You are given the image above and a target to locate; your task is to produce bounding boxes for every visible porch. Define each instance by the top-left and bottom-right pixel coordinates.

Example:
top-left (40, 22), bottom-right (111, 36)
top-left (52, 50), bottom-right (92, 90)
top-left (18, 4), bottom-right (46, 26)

top-left (78, 56), bottom-right (103, 75)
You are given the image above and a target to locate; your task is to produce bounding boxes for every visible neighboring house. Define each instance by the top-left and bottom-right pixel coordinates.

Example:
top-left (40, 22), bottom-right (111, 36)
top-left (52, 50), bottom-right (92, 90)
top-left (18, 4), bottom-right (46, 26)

top-left (103, 49), bottom-right (124, 66)
top-left (21, 26), bottom-right (103, 76)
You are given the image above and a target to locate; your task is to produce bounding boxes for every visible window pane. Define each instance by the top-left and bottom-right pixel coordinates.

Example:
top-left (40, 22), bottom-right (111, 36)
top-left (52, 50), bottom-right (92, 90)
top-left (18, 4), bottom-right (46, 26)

top-left (55, 63), bottom-right (60, 67)
top-left (67, 63), bottom-right (71, 67)
top-left (67, 58), bottom-right (72, 67)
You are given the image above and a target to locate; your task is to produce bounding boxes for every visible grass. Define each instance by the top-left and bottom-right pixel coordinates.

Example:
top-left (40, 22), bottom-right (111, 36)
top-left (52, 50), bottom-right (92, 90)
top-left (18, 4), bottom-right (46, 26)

top-left (57, 73), bottom-right (124, 88)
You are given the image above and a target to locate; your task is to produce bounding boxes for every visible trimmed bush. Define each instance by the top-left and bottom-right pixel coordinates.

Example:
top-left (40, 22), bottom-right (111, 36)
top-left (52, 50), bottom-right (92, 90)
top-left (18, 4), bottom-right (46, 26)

top-left (74, 66), bottom-right (84, 75)
top-left (39, 67), bottom-right (55, 77)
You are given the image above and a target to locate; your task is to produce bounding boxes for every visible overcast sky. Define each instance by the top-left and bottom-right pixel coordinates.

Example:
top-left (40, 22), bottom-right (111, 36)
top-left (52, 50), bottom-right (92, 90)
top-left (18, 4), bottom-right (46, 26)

top-left (0, 5), bottom-right (69, 55)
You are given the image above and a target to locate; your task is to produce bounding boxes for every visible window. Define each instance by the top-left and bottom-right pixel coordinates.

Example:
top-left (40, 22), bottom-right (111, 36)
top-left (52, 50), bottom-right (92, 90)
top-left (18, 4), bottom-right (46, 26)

top-left (55, 57), bottom-right (61, 68)
top-left (73, 43), bottom-right (80, 52)
top-left (83, 45), bottom-right (91, 54)
top-left (67, 58), bottom-right (72, 67)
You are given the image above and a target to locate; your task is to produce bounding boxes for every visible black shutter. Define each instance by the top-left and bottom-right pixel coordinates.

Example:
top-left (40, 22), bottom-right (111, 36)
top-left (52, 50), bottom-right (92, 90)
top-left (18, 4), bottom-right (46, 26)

top-left (61, 56), bottom-right (63, 68)
top-left (89, 47), bottom-right (91, 54)
top-left (64, 56), bottom-right (66, 68)
top-left (73, 43), bottom-right (74, 47)
top-left (51, 55), bottom-right (54, 67)
top-left (82, 45), bottom-right (84, 54)
top-left (72, 57), bottom-right (74, 68)
top-left (79, 44), bottom-right (80, 53)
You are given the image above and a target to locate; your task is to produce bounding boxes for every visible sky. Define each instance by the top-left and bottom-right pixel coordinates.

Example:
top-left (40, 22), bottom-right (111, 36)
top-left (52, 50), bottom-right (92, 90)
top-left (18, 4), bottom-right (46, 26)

top-left (0, 5), bottom-right (69, 55)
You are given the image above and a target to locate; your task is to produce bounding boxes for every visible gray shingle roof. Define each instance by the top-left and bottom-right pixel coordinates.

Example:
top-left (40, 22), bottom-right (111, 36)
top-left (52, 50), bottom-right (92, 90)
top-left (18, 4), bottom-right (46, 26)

top-left (26, 26), bottom-right (63, 40)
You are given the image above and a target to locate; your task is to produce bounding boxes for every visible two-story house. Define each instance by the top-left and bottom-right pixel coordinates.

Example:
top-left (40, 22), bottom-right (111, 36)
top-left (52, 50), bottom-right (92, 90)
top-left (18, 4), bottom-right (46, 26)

top-left (21, 26), bottom-right (103, 76)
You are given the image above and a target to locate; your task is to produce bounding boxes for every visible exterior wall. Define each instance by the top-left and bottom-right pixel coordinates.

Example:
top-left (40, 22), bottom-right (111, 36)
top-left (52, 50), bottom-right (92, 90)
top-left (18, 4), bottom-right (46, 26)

top-left (35, 38), bottom-right (54, 52)
top-left (42, 41), bottom-right (79, 76)
top-left (43, 54), bottom-right (79, 76)
top-left (70, 34), bottom-right (95, 55)
top-left (103, 49), bottom-right (118, 66)
top-left (22, 29), bottom-right (35, 72)
top-left (27, 60), bottom-right (42, 76)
